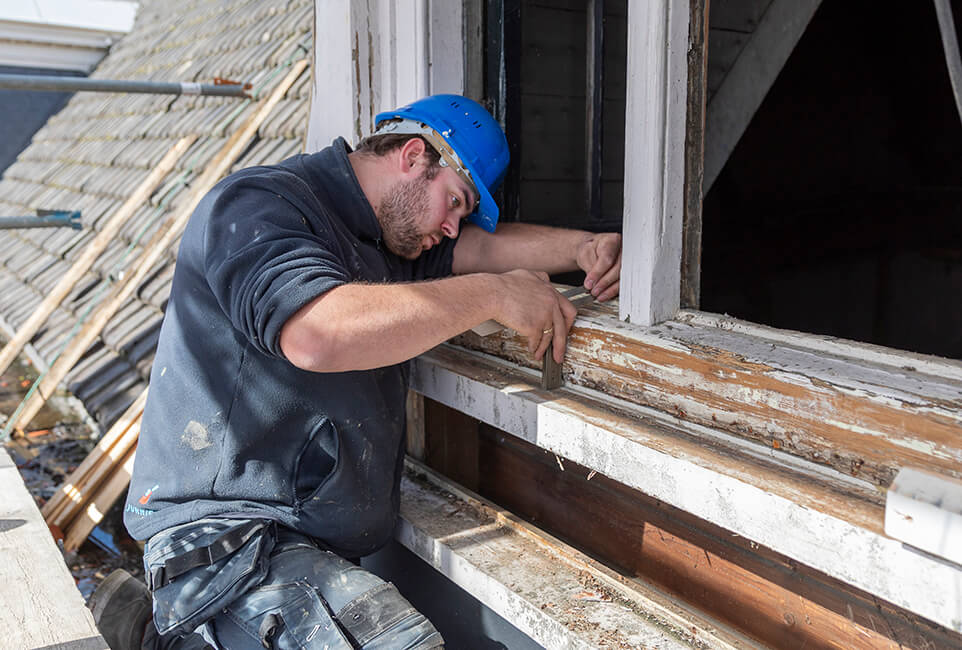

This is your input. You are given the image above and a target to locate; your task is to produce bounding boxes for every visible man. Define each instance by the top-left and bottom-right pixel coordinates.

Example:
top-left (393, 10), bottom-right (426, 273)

top-left (90, 94), bottom-right (622, 649)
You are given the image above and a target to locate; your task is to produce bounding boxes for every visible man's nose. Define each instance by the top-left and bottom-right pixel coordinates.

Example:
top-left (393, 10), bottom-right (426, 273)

top-left (440, 217), bottom-right (459, 239)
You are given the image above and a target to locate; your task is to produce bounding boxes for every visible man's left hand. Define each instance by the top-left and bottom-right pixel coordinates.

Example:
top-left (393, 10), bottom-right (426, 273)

top-left (576, 233), bottom-right (622, 302)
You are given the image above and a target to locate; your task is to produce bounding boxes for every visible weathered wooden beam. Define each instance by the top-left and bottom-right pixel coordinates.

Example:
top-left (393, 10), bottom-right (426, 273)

top-left (432, 418), bottom-right (958, 649)
top-left (450, 302), bottom-right (962, 486)
top-left (42, 388), bottom-right (145, 529)
top-left (411, 344), bottom-right (962, 632)
top-left (63, 442), bottom-right (136, 553)
top-left (682, 0), bottom-right (708, 308)
top-left (620, 0), bottom-right (689, 325)
top-left (398, 460), bottom-right (751, 649)
top-left (0, 448), bottom-right (107, 649)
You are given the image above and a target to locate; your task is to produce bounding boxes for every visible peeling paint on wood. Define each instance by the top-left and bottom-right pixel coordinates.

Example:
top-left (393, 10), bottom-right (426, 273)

top-left (412, 346), bottom-right (962, 633)
top-left (450, 302), bottom-right (962, 486)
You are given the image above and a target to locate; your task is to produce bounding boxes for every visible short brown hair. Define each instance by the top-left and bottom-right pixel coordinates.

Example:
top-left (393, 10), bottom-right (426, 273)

top-left (355, 121), bottom-right (442, 176)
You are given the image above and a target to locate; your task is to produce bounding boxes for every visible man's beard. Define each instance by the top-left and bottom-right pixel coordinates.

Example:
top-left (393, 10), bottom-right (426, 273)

top-left (378, 170), bottom-right (433, 259)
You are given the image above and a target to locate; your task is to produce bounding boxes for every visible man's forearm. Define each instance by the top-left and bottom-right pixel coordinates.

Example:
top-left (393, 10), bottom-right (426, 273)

top-left (279, 274), bottom-right (503, 372)
top-left (452, 222), bottom-right (589, 275)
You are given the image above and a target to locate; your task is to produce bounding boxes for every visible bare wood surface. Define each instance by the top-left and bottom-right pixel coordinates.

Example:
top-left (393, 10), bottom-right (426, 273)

top-left (450, 302), bottom-right (962, 486)
top-left (0, 136), bottom-right (196, 377)
top-left (6, 60), bottom-right (308, 434)
top-left (42, 388), bottom-right (147, 528)
top-left (399, 460), bottom-right (749, 650)
top-left (405, 390), bottom-right (426, 460)
top-left (63, 442), bottom-right (137, 553)
top-left (682, 0), bottom-right (708, 308)
top-left (426, 415), bottom-right (958, 649)
top-left (0, 448), bottom-right (107, 648)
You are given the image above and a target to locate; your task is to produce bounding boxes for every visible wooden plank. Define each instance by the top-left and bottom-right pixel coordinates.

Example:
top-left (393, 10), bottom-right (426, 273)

top-left (0, 136), bottom-right (196, 378)
top-left (450, 302), bottom-right (962, 485)
top-left (42, 387), bottom-right (146, 529)
top-left (6, 60), bottom-right (308, 434)
top-left (405, 389), bottom-right (426, 460)
top-left (682, 0), bottom-right (708, 308)
top-left (411, 345), bottom-right (962, 632)
top-left (423, 397), bottom-right (479, 492)
top-left (703, 0), bottom-right (822, 193)
top-left (0, 448), bottom-right (107, 649)
top-left (521, 3), bottom-right (628, 100)
top-left (398, 461), bottom-right (750, 649)
top-left (452, 418), bottom-right (959, 649)
top-left (620, 0), bottom-right (689, 326)
top-left (63, 442), bottom-right (137, 553)
top-left (306, 4), bottom-right (360, 150)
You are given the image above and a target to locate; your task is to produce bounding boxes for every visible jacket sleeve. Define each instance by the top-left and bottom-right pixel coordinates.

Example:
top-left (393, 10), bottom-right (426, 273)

top-left (201, 175), bottom-right (349, 359)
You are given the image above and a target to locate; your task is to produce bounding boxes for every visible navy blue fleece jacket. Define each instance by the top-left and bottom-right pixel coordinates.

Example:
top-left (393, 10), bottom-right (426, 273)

top-left (124, 138), bottom-right (455, 557)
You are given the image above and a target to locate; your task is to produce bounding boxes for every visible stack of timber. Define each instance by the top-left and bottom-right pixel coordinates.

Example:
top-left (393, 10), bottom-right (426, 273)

top-left (406, 297), bottom-right (962, 647)
top-left (41, 390), bottom-right (144, 552)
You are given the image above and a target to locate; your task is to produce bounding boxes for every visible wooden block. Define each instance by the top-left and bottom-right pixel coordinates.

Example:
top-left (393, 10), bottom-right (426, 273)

top-left (42, 388), bottom-right (146, 527)
top-left (63, 442), bottom-right (137, 553)
top-left (0, 448), bottom-right (107, 648)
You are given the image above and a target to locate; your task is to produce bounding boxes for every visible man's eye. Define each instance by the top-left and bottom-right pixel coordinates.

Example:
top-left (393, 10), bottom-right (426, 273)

top-left (451, 195), bottom-right (461, 208)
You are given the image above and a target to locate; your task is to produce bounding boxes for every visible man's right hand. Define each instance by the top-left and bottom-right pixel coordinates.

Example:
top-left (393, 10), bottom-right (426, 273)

top-left (494, 270), bottom-right (578, 364)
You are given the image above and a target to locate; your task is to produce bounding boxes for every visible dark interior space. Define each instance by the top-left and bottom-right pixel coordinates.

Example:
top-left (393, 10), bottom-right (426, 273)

top-left (487, 0), bottom-right (627, 233)
top-left (702, 0), bottom-right (962, 358)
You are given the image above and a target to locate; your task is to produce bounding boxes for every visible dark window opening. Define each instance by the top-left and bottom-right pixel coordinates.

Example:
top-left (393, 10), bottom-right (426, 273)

top-left (701, 0), bottom-right (962, 358)
top-left (484, 0), bottom-right (628, 287)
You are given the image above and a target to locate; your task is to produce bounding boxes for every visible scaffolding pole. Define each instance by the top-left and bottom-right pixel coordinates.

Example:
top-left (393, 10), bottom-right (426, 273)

top-left (0, 74), bottom-right (250, 98)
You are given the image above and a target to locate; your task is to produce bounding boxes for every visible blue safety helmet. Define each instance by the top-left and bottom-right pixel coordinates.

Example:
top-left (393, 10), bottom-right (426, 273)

top-left (374, 94), bottom-right (509, 232)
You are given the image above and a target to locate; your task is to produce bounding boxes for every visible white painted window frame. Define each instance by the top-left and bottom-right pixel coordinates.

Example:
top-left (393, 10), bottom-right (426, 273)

top-left (620, 0), bottom-right (690, 326)
top-left (305, 0), bottom-right (464, 153)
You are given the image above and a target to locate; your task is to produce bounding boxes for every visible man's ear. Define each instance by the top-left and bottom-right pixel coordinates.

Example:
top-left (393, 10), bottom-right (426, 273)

top-left (398, 137), bottom-right (427, 176)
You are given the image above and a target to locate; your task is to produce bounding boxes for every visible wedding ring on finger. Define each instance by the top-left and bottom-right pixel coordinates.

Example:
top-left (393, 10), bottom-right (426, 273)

top-left (542, 327), bottom-right (553, 335)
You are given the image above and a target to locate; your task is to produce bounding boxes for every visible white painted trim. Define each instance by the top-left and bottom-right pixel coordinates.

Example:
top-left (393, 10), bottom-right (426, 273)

top-left (305, 2), bottom-right (359, 151)
top-left (306, 0), bottom-right (465, 152)
top-left (0, 41), bottom-right (105, 72)
top-left (427, 0), bottom-right (464, 95)
top-left (0, 17), bottom-right (125, 72)
top-left (703, 0), bottom-right (822, 193)
top-left (677, 308), bottom-right (962, 382)
top-left (620, 0), bottom-right (689, 326)
top-left (412, 349), bottom-right (962, 633)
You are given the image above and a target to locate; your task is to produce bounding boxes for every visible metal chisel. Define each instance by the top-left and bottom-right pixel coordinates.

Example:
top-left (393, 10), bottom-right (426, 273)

top-left (468, 286), bottom-right (592, 389)
top-left (541, 286), bottom-right (592, 389)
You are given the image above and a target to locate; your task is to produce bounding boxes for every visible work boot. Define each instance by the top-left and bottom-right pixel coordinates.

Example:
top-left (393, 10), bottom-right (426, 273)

top-left (88, 569), bottom-right (153, 649)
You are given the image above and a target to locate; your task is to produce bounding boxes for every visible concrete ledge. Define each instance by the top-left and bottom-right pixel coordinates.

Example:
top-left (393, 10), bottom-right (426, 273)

top-left (0, 447), bottom-right (106, 649)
